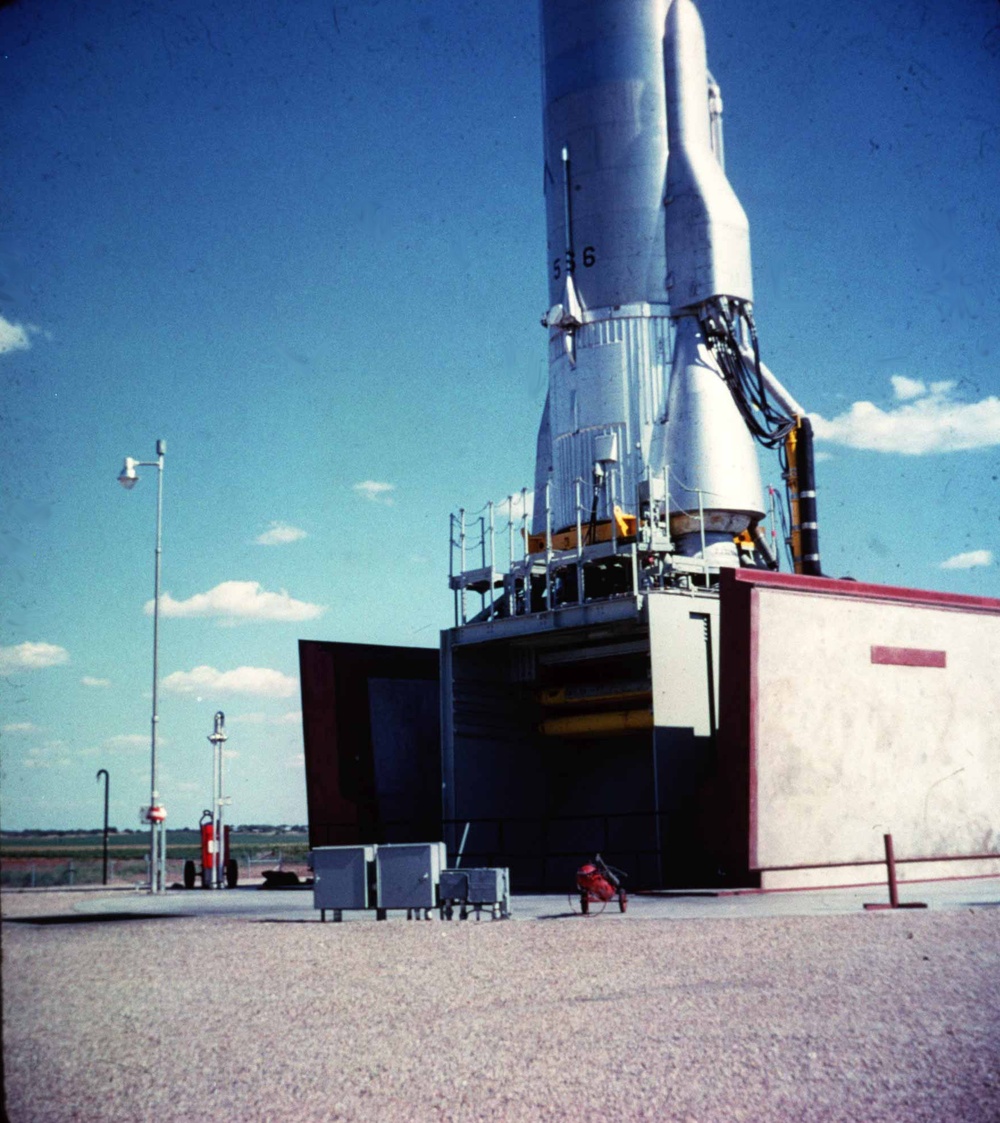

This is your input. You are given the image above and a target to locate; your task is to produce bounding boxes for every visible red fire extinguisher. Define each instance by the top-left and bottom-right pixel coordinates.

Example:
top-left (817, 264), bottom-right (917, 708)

top-left (184, 811), bottom-right (237, 889)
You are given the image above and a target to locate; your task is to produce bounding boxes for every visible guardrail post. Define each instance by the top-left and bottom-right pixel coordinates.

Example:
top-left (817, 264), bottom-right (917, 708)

top-left (863, 833), bottom-right (927, 910)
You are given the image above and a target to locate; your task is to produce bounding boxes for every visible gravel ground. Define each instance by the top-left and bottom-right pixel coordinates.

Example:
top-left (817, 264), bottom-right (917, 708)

top-left (2, 891), bottom-right (998, 1122)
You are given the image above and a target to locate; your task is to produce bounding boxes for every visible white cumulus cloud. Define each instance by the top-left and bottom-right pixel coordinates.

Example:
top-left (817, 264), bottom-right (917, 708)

top-left (146, 580), bottom-right (325, 623)
top-left (890, 375), bottom-right (927, 401)
top-left (2, 722), bottom-right (38, 734)
top-left (0, 642), bottom-right (69, 673)
top-left (228, 710), bottom-right (302, 727)
top-left (162, 665), bottom-right (299, 699)
top-left (496, 491), bottom-right (534, 522)
top-left (353, 480), bottom-right (396, 505)
top-left (22, 741), bottom-right (71, 769)
top-left (939, 549), bottom-right (993, 570)
top-left (256, 522), bottom-right (307, 546)
top-left (0, 314), bottom-right (32, 355)
top-left (104, 734), bottom-right (150, 748)
top-left (811, 378), bottom-right (1000, 454)
top-left (81, 676), bottom-right (112, 688)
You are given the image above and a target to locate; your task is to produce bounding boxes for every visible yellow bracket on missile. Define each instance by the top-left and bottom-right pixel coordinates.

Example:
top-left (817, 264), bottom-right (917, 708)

top-left (527, 506), bottom-right (637, 555)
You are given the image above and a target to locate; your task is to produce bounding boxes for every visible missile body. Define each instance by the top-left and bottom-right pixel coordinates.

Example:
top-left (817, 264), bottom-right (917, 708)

top-left (533, 0), bottom-right (765, 564)
top-left (533, 0), bottom-right (673, 536)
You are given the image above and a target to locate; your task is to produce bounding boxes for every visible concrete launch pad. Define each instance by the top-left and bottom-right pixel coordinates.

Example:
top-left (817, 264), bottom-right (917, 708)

top-left (4, 876), bottom-right (1000, 925)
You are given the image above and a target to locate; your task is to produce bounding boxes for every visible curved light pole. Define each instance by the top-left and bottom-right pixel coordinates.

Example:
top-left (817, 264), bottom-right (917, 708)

top-left (96, 769), bottom-right (110, 885)
top-left (117, 439), bottom-right (167, 893)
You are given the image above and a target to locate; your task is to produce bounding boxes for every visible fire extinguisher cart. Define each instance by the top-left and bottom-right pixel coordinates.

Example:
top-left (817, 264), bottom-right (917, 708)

top-left (184, 809), bottom-right (238, 889)
top-left (184, 710), bottom-right (238, 889)
top-left (573, 854), bottom-right (627, 915)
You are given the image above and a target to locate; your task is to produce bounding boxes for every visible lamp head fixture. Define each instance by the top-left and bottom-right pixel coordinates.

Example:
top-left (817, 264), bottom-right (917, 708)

top-left (117, 457), bottom-right (139, 489)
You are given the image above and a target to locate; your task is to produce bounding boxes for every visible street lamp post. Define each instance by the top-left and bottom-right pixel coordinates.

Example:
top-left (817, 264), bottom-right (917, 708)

top-left (96, 769), bottom-right (110, 885)
top-left (117, 438), bottom-right (167, 894)
top-left (208, 711), bottom-right (228, 889)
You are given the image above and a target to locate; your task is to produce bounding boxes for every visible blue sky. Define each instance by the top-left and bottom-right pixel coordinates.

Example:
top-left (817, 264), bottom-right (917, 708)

top-left (2, 0), bottom-right (998, 831)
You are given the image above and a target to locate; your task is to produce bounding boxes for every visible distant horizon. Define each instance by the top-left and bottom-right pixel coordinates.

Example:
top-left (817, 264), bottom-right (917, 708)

top-left (0, 823), bottom-right (309, 837)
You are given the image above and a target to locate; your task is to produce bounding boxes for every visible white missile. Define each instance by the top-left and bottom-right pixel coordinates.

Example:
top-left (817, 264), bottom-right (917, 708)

top-left (530, 0), bottom-right (791, 568)
top-left (532, 0), bottom-right (673, 539)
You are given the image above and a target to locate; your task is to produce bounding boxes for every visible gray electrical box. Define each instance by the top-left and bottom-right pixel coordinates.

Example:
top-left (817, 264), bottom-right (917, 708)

top-left (375, 842), bottom-right (446, 910)
top-left (312, 845), bottom-right (375, 911)
top-left (439, 867), bottom-right (510, 917)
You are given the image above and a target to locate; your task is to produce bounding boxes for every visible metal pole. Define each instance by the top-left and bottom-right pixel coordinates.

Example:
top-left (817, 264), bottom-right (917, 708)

top-left (150, 440), bottom-right (165, 893)
top-left (459, 508), bottom-right (466, 626)
top-left (884, 833), bottom-right (899, 909)
top-left (209, 711), bottom-right (227, 889)
top-left (697, 487), bottom-right (707, 585)
top-left (455, 821), bottom-right (471, 868)
top-left (507, 495), bottom-right (515, 617)
top-left (218, 726), bottom-right (226, 887)
top-left (479, 514), bottom-right (487, 618)
top-left (97, 769), bottom-right (110, 885)
top-left (211, 735), bottom-right (219, 888)
top-left (520, 488), bottom-right (528, 561)
top-left (609, 470), bottom-right (617, 553)
top-left (544, 480), bottom-right (553, 611)
top-left (487, 501), bottom-right (496, 621)
top-left (507, 496), bottom-right (514, 570)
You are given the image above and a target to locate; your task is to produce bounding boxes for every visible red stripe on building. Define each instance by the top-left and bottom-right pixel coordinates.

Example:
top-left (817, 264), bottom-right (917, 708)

top-left (871, 645), bottom-right (947, 668)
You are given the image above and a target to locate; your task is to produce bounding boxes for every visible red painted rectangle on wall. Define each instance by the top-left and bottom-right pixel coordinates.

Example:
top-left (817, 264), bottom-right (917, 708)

top-left (871, 645), bottom-right (947, 668)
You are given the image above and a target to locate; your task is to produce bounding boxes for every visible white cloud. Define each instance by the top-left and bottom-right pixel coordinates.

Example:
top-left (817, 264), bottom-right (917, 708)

top-left (890, 375), bottom-right (926, 401)
top-left (104, 734), bottom-right (150, 748)
top-left (496, 491), bottom-right (534, 522)
top-left (228, 710), bottom-right (301, 727)
top-left (23, 742), bottom-right (72, 769)
top-left (2, 722), bottom-right (38, 734)
top-left (162, 665), bottom-right (299, 699)
top-left (256, 522), bottom-right (307, 546)
top-left (353, 480), bottom-right (395, 505)
top-left (811, 379), bottom-right (1000, 454)
top-left (81, 676), bottom-right (112, 688)
top-left (146, 581), bottom-right (325, 623)
top-left (939, 549), bottom-right (993, 571)
top-left (0, 642), bottom-right (69, 673)
top-left (0, 314), bottom-right (31, 355)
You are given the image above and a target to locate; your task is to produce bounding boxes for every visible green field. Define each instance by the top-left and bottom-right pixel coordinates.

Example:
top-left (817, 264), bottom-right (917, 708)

top-left (0, 829), bottom-right (310, 887)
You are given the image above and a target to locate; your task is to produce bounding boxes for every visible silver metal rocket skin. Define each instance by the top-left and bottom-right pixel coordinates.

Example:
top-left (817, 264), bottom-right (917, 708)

top-left (533, 0), bottom-right (766, 564)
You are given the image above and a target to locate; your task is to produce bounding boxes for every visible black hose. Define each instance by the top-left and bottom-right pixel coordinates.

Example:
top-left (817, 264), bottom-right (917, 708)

top-left (701, 301), bottom-right (795, 449)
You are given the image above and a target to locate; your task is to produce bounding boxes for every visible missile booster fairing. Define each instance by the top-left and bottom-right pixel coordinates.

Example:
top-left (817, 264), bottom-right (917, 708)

top-left (533, 0), bottom-right (790, 566)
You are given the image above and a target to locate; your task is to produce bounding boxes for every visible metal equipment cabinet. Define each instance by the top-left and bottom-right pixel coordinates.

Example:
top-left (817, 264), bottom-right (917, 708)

top-left (439, 867), bottom-right (511, 919)
top-left (312, 845), bottom-right (375, 920)
top-left (375, 842), bottom-right (447, 912)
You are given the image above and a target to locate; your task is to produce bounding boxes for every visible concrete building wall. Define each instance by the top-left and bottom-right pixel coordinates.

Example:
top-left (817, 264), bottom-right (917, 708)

top-left (648, 592), bottom-right (718, 737)
top-left (720, 571), bottom-right (1000, 889)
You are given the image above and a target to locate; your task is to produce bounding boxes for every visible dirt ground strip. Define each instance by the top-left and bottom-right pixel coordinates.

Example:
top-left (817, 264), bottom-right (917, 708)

top-left (2, 892), bottom-right (998, 1122)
